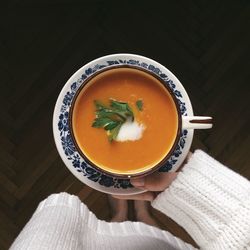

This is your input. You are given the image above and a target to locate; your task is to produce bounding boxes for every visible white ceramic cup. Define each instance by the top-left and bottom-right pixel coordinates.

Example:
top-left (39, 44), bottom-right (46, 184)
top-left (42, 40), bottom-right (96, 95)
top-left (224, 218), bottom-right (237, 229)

top-left (68, 54), bottom-right (212, 178)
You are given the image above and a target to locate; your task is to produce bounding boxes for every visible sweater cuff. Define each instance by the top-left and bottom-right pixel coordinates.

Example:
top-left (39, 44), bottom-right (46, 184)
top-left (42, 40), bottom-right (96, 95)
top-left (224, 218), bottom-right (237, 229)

top-left (152, 150), bottom-right (250, 249)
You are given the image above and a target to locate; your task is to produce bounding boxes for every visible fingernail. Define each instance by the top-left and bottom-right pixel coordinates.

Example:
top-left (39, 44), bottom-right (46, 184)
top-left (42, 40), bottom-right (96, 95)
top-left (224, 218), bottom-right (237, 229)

top-left (131, 178), bottom-right (145, 187)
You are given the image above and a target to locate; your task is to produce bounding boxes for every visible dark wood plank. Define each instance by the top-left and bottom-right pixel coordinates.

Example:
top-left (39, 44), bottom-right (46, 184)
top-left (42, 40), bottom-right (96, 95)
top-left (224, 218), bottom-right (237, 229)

top-left (0, 1), bottom-right (250, 249)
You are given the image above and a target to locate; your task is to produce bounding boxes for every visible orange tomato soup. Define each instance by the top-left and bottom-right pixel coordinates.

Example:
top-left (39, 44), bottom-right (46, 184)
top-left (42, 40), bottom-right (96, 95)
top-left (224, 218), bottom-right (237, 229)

top-left (72, 67), bottom-right (178, 175)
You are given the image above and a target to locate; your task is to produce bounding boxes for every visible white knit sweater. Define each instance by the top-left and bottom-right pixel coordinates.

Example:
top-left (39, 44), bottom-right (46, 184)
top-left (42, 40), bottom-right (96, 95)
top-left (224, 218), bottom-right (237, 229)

top-left (10, 150), bottom-right (250, 250)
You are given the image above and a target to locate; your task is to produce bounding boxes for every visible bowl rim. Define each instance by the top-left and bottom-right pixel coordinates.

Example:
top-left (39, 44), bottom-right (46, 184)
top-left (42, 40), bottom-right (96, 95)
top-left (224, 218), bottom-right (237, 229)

top-left (69, 65), bottom-right (182, 179)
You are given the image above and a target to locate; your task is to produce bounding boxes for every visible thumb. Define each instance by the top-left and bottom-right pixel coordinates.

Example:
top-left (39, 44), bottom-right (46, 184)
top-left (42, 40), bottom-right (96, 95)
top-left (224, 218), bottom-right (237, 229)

top-left (130, 172), bottom-right (178, 191)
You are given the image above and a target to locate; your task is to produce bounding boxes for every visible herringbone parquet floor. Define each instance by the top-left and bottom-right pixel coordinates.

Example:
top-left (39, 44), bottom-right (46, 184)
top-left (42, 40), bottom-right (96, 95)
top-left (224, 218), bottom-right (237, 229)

top-left (0, 1), bottom-right (250, 249)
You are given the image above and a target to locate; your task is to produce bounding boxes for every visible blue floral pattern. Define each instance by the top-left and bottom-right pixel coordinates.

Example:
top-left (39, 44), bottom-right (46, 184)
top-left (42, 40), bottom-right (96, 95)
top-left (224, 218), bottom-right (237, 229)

top-left (58, 59), bottom-right (188, 189)
top-left (61, 134), bottom-right (76, 156)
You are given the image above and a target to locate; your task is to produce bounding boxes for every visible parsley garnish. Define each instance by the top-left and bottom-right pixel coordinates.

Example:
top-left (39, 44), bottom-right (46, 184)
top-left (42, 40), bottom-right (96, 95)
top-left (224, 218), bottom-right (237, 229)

top-left (136, 100), bottom-right (143, 111)
top-left (92, 99), bottom-right (134, 141)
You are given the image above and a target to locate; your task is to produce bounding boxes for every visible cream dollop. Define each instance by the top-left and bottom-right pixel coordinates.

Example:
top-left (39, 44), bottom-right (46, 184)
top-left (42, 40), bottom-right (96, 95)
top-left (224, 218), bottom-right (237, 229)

top-left (116, 119), bottom-right (145, 141)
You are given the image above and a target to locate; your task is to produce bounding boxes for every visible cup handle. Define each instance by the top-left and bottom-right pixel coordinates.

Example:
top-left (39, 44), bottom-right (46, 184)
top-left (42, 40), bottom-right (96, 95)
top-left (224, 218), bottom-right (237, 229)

top-left (182, 116), bottom-right (213, 129)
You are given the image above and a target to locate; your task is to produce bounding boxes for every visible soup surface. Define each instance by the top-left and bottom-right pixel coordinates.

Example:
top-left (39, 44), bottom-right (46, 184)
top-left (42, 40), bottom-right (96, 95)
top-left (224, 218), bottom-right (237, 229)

top-left (72, 67), bottom-right (178, 175)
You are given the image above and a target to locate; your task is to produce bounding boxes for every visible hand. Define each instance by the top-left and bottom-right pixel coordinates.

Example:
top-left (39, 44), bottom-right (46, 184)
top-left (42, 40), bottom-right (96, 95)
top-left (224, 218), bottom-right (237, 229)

top-left (113, 152), bottom-right (192, 201)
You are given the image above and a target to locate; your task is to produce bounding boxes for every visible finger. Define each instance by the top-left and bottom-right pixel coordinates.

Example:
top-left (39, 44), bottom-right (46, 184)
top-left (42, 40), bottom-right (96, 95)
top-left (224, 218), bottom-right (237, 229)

top-left (113, 191), bottom-right (155, 201)
top-left (131, 172), bottom-right (178, 191)
top-left (187, 151), bottom-right (193, 160)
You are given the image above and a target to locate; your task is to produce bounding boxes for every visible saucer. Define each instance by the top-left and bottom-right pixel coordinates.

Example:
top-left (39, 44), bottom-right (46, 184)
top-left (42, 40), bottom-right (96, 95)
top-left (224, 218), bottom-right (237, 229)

top-left (53, 54), bottom-right (194, 195)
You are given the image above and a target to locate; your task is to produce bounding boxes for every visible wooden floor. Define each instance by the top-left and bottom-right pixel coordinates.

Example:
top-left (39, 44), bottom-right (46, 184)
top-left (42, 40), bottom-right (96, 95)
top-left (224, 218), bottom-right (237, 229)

top-left (1, 1), bottom-right (250, 249)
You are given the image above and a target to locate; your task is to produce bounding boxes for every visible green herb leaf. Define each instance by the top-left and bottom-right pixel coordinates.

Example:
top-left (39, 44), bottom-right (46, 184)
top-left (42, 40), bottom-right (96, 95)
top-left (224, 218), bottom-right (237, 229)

top-left (94, 100), bottom-right (107, 110)
top-left (108, 123), bottom-right (122, 142)
top-left (104, 121), bottom-right (121, 130)
top-left (110, 99), bottom-right (129, 113)
top-left (96, 109), bottom-right (126, 121)
top-left (136, 100), bottom-right (143, 111)
top-left (92, 117), bottom-right (113, 128)
top-left (92, 99), bottom-right (134, 142)
top-left (110, 99), bottom-right (134, 120)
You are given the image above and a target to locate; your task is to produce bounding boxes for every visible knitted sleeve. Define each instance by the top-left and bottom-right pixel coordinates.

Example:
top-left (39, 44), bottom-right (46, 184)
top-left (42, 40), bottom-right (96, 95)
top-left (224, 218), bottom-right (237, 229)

top-left (152, 150), bottom-right (250, 250)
